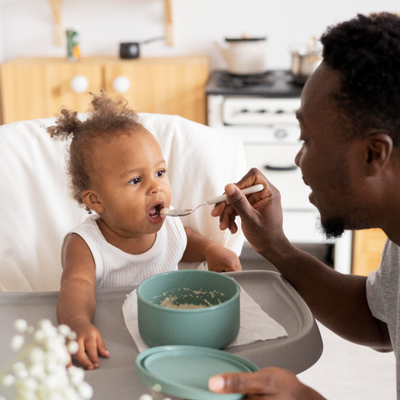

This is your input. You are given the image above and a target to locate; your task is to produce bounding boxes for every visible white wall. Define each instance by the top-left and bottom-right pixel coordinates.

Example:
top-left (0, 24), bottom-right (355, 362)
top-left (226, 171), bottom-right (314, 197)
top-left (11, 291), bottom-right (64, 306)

top-left (1, 0), bottom-right (400, 69)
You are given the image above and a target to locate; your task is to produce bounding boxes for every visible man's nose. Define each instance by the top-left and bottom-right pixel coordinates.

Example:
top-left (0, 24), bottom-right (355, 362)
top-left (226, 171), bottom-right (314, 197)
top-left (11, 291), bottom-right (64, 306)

top-left (294, 147), bottom-right (302, 167)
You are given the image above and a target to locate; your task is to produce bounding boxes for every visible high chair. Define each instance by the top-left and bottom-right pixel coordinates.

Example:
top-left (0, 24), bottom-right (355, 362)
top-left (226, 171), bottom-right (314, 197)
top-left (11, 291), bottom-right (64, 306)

top-left (0, 114), bottom-right (246, 291)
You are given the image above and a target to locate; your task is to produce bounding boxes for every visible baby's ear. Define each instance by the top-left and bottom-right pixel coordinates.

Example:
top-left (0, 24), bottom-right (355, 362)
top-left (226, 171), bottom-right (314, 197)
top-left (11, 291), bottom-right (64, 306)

top-left (82, 190), bottom-right (104, 214)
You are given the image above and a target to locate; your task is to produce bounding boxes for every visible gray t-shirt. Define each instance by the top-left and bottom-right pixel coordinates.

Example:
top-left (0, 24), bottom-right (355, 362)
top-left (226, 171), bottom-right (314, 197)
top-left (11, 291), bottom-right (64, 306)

top-left (366, 239), bottom-right (399, 398)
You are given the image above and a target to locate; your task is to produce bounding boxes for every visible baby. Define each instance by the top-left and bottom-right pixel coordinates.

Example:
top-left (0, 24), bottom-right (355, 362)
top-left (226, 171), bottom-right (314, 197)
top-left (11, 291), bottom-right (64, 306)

top-left (47, 92), bottom-right (242, 370)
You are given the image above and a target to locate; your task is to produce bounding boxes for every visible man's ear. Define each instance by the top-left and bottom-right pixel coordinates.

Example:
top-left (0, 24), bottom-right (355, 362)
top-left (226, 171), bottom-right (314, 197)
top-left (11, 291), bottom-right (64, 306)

top-left (365, 132), bottom-right (393, 175)
top-left (82, 190), bottom-right (104, 214)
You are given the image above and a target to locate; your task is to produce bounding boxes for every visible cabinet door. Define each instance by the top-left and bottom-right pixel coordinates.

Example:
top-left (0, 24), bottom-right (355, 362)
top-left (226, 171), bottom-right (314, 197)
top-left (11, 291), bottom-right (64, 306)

top-left (1, 59), bottom-right (103, 124)
top-left (103, 57), bottom-right (209, 124)
top-left (352, 229), bottom-right (387, 275)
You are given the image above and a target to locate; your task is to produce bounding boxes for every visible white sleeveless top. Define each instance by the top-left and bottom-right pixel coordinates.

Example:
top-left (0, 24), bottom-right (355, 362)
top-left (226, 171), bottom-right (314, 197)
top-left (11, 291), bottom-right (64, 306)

top-left (61, 214), bottom-right (187, 288)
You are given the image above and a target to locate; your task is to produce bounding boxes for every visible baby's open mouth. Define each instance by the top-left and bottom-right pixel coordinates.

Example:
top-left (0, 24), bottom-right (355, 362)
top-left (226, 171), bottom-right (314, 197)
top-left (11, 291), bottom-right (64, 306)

top-left (148, 202), bottom-right (164, 218)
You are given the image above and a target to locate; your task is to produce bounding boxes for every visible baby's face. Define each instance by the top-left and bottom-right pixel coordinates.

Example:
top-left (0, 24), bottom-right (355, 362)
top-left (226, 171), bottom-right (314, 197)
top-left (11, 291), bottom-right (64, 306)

top-left (88, 129), bottom-right (171, 238)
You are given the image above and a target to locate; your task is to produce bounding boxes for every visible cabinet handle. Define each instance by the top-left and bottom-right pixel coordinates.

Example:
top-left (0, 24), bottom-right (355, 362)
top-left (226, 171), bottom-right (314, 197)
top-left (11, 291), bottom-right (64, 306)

top-left (264, 164), bottom-right (297, 171)
top-left (70, 75), bottom-right (89, 93)
top-left (112, 76), bottom-right (131, 93)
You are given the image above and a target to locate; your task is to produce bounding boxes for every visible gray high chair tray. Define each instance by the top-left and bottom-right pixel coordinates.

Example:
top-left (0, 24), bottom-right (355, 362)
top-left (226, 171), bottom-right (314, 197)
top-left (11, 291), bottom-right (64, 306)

top-left (224, 270), bottom-right (322, 372)
top-left (0, 270), bottom-right (322, 400)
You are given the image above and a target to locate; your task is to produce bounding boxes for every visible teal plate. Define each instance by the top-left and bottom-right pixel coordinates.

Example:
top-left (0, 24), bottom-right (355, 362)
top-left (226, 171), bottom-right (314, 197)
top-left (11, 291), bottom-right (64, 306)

top-left (136, 345), bottom-right (259, 400)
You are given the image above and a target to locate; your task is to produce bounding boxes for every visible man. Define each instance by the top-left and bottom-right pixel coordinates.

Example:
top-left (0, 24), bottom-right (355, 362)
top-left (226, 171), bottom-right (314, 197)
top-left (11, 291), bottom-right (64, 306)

top-left (209, 13), bottom-right (400, 399)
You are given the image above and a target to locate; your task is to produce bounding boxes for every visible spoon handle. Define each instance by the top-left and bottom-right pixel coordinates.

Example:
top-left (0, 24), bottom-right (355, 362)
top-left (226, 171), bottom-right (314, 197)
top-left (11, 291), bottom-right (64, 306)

top-left (206, 184), bottom-right (264, 205)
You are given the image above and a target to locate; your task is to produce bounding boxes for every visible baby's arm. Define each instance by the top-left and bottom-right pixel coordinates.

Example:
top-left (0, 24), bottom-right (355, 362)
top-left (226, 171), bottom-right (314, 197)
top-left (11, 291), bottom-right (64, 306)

top-left (57, 233), bottom-right (110, 370)
top-left (181, 227), bottom-right (242, 272)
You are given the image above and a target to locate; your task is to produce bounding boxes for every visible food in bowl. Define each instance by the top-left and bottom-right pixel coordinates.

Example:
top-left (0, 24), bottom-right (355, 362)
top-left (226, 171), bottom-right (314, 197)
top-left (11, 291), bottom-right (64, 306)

top-left (137, 270), bottom-right (240, 349)
top-left (157, 287), bottom-right (225, 309)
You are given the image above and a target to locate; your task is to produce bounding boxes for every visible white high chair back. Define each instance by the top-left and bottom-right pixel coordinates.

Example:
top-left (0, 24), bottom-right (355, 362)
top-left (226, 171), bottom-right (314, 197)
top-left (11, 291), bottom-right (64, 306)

top-left (0, 114), bottom-right (246, 291)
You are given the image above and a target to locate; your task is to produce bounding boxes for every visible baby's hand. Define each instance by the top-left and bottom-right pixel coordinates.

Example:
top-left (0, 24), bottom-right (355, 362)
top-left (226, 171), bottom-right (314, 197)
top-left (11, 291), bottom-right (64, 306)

top-left (204, 243), bottom-right (242, 272)
top-left (68, 318), bottom-right (110, 370)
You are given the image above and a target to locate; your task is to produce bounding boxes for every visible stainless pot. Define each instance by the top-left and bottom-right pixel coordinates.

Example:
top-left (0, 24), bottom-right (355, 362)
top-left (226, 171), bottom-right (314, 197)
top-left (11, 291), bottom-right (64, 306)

top-left (290, 37), bottom-right (323, 84)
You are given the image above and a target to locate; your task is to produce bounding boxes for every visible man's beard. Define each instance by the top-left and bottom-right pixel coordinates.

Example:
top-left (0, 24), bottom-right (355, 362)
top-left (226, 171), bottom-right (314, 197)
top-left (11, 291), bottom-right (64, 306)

top-left (318, 217), bottom-right (346, 239)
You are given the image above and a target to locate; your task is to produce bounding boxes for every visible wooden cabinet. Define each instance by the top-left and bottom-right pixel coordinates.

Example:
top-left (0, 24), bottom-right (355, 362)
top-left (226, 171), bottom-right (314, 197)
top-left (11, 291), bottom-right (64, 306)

top-left (352, 229), bottom-right (387, 275)
top-left (103, 57), bottom-right (208, 124)
top-left (1, 58), bottom-right (103, 123)
top-left (0, 56), bottom-right (209, 125)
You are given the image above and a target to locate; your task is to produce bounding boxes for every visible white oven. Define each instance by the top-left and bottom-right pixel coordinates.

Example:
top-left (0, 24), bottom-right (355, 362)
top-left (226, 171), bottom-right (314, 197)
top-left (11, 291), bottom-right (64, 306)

top-left (206, 71), bottom-right (352, 273)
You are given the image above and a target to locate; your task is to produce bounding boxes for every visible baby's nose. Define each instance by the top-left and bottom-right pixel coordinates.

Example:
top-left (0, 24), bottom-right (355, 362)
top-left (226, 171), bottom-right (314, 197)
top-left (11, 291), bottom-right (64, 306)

top-left (150, 183), bottom-right (161, 194)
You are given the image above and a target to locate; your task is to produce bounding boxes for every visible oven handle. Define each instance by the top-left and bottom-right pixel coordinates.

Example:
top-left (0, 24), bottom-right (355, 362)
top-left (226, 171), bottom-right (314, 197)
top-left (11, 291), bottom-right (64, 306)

top-left (264, 164), bottom-right (298, 171)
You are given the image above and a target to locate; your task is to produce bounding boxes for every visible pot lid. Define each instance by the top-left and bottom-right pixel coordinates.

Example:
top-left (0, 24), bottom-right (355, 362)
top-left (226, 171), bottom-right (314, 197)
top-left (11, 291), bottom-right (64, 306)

top-left (225, 37), bottom-right (266, 42)
top-left (136, 345), bottom-right (259, 400)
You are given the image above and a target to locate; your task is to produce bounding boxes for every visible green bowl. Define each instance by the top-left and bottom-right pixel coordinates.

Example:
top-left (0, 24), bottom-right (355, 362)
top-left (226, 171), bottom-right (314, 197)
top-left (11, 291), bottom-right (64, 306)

top-left (137, 270), bottom-right (240, 349)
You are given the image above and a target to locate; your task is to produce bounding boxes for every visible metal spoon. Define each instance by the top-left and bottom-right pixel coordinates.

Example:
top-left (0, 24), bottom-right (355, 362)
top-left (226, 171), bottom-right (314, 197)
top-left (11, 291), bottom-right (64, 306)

top-left (160, 184), bottom-right (264, 217)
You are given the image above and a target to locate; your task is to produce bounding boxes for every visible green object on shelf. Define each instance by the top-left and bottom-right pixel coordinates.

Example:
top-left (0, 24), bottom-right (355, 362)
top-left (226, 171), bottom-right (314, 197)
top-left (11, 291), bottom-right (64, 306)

top-left (66, 27), bottom-right (81, 61)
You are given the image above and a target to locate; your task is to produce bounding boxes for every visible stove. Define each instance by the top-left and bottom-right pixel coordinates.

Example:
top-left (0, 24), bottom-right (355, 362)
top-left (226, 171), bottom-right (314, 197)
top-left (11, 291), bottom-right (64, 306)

top-left (206, 70), bottom-right (303, 97)
top-left (206, 70), bottom-right (352, 273)
top-left (207, 70), bottom-right (303, 141)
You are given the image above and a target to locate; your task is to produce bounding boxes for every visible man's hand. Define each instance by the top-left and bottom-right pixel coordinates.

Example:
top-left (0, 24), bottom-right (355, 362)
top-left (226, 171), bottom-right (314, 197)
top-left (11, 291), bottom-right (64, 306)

top-left (204, 242), bottom-right (242, 272)
top-left (211, 168), bottom-right (288, 257)
top-left (208, 367), bottom-right (327, 400)
top-left (69, 318), bottom-right (110, 370)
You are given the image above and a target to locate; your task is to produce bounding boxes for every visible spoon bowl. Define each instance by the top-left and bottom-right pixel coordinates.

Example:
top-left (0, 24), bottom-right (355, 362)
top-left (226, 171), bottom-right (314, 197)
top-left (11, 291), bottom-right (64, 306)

top-left (161, 184), bottom-right (264, 217)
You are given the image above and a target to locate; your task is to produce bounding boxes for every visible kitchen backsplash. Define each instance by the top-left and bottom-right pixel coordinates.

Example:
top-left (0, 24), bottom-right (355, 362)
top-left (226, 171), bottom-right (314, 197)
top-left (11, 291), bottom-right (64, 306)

top-left (0, 0), bottom-right (399, 69)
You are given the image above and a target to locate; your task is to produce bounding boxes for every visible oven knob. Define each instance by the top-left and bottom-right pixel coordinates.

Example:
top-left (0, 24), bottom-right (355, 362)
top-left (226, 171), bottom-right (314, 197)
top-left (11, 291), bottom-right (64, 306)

top-left (274, 129), bottom-right (288, 139)
top-left (258, 109), bottom-right (268, 113)
top-left (241, 109), bottom-right (249, 113)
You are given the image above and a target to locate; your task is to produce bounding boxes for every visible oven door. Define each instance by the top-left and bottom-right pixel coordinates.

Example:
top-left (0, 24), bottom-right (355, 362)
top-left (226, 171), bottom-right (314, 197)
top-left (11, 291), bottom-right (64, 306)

top-left (244, 142), bottom-right (312, 210)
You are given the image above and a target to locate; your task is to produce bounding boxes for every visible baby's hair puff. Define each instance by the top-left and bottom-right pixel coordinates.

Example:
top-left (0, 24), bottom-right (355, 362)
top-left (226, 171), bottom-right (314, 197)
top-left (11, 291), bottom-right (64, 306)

top-left (46, 91), bottom-right (144, 212)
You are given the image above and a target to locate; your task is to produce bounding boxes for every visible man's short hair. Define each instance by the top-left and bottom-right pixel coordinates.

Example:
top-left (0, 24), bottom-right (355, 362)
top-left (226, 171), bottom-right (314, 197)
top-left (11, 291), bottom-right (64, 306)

top-left (321, 13), bottom-right (400, 144)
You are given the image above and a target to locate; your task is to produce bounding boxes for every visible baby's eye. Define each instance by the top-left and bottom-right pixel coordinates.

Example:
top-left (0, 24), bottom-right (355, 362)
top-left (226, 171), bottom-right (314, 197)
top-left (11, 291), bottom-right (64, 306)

top-left (129, 177), bottom-right (141, 185)
top-left (156, 169), bottom-right (166, 178)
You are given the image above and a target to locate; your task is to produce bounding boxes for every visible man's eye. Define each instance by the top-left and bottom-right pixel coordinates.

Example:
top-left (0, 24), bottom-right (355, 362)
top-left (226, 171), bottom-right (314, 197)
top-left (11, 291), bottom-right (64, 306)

top-left (129, 177), bottom-right (140, 185)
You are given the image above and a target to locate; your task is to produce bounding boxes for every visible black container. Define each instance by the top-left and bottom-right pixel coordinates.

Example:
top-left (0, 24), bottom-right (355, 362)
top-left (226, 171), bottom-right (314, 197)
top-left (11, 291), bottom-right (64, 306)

top-left (119, 42), bottom-right (140, 59)
top-left (119, 37), bottom-right (164, 60)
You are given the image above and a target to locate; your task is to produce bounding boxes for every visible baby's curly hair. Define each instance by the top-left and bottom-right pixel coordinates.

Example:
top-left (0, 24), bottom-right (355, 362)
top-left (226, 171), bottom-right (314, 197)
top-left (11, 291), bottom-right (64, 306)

top-left (320, 13), bottom-right (400, 144)
top-left (47, 91), bottom-right (143, 211)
